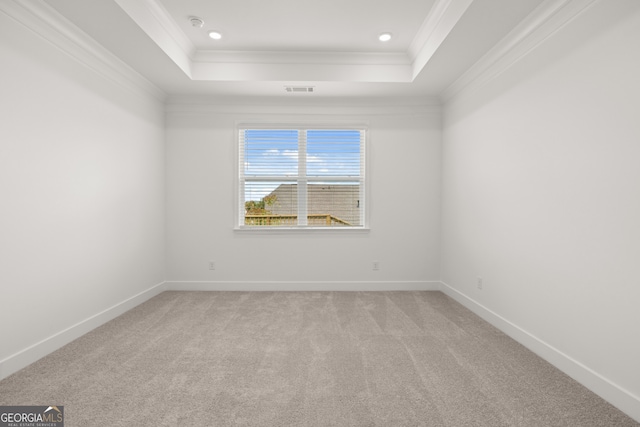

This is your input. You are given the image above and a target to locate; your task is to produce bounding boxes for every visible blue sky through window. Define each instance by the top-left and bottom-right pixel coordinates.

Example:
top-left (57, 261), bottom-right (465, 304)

top-left (244, 129), bottom-right (299, 177)
top-left (307, 130), bottom-right (361, 177)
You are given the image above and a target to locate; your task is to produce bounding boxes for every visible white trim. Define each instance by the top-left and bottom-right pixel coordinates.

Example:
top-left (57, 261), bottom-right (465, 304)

top-left (114, 0), bottom-right (473, 84)
top-left (113, 0), bottom-right (194, 77)
top-left (165, 281), bottom-right (441, 292)
top-left (408, 0), bottom-right (475, 80)
top-left (190, 61), bottom-right (412, 83)
top-left (194, 50), bottom-right (411, 65)
top-left (134, 0), bottom-right (194, 57)
top-left (0, 0), bottom-right (165, 102)
top-left (112, 2), bottom-right (414, 83)
top-left (237, 126), bottom-right (368, 230)
top-left (441, 0), bottom-right (600, 102)
top-left (439, 281), bottom-right (640, 423)
top-left (166, 100), bottom-right (442, 116)
top-left (234, 226), bottom-right (370, 234)
top-left (4, 279), bottom-right (637, 422)
top-left (117, 2), bottom-right (414, 82)
top-left (0, 282), bottom-right (166, 381)
top-left (235, 122), bottom-right (371, 131)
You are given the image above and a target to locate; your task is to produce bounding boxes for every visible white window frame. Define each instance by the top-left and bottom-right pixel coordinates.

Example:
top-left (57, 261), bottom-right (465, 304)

top-left (235, 123), bottom-right (369, 232)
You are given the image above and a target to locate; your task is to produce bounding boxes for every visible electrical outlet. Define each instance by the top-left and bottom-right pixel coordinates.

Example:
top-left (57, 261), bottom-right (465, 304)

top-left (209, 261), bottom-right (216, 270)
top-left (477, 277), bottom-right (483, 290)
top-left (373, 261), bottom-right (380, 271)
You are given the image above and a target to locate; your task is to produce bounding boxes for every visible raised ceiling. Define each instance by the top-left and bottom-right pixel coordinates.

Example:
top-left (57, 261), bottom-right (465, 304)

top-left (163, 0), bottom-right (436, 52)
top-left (43, 0), bottom-right (546, 99)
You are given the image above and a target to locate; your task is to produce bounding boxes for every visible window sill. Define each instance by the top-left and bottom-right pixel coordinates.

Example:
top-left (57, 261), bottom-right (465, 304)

top-left (234, 226), bottom-right (370, 235)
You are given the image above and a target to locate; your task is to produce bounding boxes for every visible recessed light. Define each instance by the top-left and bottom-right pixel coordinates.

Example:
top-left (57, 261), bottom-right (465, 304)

top-left (208, 31), bottom-right (222, 40)
top-left (378, 32), bottom-right (392, 42)
top-left (189, 17), bottom-right (204, 28)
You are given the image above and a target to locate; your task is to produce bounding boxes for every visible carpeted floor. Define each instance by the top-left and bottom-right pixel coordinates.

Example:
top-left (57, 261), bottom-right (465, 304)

top-left (0, 291), bottom-right (637, 426)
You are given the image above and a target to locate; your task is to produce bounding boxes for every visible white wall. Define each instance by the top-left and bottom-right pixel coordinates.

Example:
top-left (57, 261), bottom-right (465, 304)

top-left (4, 0), bottom-right (638, 420)
top-left (0, 9), bottom-right (165, 377)
top-left (165, 102), bottom-right (441, 290)
top-left (441, 0), bottom-right (640, 419)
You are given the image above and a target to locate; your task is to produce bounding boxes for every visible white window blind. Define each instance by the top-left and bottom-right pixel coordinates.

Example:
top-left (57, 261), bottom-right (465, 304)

top-left (238, 128), bottom-right (365, 228)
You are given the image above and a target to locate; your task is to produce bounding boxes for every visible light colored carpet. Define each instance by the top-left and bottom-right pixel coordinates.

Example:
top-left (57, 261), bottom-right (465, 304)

top-left (0, 291), bottom-right (637, 426)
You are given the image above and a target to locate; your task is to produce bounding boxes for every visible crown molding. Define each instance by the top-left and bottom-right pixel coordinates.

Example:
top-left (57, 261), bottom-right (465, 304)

top-left (441, 0), bottom-right (600, 103)
top-left (136, 0), bottom-right (194, 56)
top-left (190, 51), bottom-right (413, 82)
top-left (191, 61), bottom-right (413, 83)
top-left (0, 0), bottom-right (165, 102)
top-left (165, 95), bottom-right (442, 116)
top-left (113, 0), bottom-right (194, 77)
top-left (194, 50), bottom-right (411, 66)
top-left (113, 0), bottom-right (455, 84)
top-left (408, 0), bottom-right (475, 80)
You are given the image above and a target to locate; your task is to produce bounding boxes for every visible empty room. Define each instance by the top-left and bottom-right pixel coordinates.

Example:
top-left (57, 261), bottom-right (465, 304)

top-left (1, 0), bottom-right (639, 425)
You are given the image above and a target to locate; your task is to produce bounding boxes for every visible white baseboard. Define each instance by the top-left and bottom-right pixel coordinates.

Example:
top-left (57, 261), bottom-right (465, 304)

top-left (439, 281), bottom-right (640, 423)
top-left (165, 280), bottom-right (441, 292)
top-left (7, 280), bottom-right (636, 423)
top-left (0, 281), bottom-right (167, 381)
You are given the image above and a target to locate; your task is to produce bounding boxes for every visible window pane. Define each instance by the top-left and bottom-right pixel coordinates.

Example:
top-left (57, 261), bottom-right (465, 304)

top-left (244, 181), bottom-right (297, 226)
top-left (307, 130), bottom-right (361, 177)
top-left (307, 182), bottom-right (361, 227)
top-left (239, 127), bottom-right (365, 228)
top-left (244, 130), bottom-right (298, 176)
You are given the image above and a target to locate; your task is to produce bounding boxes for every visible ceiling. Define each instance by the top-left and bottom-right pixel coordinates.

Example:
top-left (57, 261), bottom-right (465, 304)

top-left (43, 0), bottom-right (545, 99)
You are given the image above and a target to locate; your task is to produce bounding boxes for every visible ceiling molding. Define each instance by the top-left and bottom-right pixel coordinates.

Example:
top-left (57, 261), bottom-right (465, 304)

top-left (194, 51), bottom-right (412, 66)
top-left (112, 0), bottom-right (463, 84)
top-left (191, 62), bottom-right (413, 83)
top-left (137, 0), bottom-right (194, 56)
top-left (165, 95), bottom-right (442, 116)
top-left (0, 0), bottom-right (165, 102)
top-left (113, 0), bottom-right (195, 77)
top-left (441, 0), bottom-right (600, 103)
top-left (191, 51), bottom-right (414, 82)
top-left (408, 0), bottom-right (475, 79)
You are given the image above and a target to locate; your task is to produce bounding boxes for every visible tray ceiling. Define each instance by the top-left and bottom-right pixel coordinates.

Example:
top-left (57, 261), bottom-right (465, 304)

top-left (42, 0), bottom-right (546, 98)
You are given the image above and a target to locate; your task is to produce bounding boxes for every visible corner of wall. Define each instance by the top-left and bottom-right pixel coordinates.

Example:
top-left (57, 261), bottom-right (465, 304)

top-left (0, 282), bottom-right (167, 381)
top-left (438, 281), bottom-right (640, 422)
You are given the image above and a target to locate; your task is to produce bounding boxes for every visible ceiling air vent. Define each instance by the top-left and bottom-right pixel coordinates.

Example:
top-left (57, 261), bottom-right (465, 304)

top-left (285, 86), bottom-right (314, 93)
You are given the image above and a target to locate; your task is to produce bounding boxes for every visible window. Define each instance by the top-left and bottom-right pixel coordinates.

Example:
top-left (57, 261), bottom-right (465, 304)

top-left (238, 127), bottom-right (366, 229)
